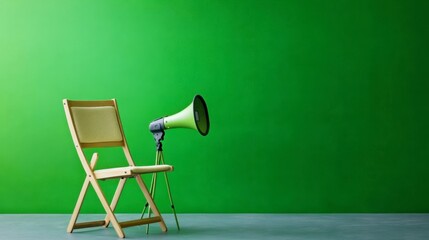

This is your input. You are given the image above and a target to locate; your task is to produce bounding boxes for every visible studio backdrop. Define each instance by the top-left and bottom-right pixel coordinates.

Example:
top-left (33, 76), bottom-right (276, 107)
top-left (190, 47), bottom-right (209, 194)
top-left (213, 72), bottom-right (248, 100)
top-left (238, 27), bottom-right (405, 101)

top-left (0, 0), bottom-right (428, 213)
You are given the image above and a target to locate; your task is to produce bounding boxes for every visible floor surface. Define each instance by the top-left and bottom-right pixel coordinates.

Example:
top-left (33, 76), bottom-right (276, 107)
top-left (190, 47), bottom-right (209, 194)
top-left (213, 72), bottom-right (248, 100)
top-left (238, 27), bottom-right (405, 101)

top-left (0, 214), bottom-right (428, 240)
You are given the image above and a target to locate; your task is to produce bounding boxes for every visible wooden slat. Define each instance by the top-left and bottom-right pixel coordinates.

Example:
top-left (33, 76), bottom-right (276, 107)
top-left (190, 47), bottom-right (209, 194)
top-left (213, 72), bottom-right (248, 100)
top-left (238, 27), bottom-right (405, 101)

top-left (119, 216), bottom-right (162, 228)
top-left (94, 167), bottom-right (133, 180)
top-left (80, 141), bottom-right (124, 148)
top-left (104, 177), bottom-right (127, 227)
top-left (67, 100), bottom-right (116, 107)
top-left (74, 220), bottom-right (106, 229)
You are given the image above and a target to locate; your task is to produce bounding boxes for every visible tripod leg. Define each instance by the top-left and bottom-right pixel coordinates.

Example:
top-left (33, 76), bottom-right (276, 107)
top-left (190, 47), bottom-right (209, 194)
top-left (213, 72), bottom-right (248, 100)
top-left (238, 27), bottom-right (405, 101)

top-left (140, 172), bottom-right (155, 219)
top-left (146, 171), bottom-right (158, 233)
top-left (145, 151), bottom-right (160, 234)
top-left (160, 152), bottom-right (180, 231)
top-left (140, 151), bottom-right (160, 219)
top-left (163, 171), bottom-right (180, 230)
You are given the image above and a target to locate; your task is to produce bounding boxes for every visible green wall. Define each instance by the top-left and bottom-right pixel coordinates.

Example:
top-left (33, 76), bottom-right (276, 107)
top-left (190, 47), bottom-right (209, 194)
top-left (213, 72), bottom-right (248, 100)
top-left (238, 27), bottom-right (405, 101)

top-left (1, 0), bottom-right (428, 213)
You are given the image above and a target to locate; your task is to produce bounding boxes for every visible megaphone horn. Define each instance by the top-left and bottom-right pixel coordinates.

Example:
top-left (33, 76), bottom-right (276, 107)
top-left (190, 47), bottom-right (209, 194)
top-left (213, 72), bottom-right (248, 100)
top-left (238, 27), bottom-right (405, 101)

top-left (149, 95), bottom-right (210, 137)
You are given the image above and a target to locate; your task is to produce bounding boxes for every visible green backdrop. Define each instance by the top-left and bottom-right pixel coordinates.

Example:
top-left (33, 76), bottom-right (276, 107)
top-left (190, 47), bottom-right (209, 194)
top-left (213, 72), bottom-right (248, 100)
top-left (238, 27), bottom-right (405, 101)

top-left (0, 0), bottom-right (428, 213)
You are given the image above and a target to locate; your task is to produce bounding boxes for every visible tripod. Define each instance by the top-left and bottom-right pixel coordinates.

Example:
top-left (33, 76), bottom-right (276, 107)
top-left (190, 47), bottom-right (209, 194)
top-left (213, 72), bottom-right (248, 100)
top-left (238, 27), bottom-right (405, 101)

top-left (141, 130), bottom-right (180, 233)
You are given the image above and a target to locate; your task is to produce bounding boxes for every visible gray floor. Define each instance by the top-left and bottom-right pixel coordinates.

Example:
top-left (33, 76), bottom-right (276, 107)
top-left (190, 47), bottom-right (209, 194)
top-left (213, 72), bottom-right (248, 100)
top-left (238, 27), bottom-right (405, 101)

top-left (0, 214), bottom-right (429, 240)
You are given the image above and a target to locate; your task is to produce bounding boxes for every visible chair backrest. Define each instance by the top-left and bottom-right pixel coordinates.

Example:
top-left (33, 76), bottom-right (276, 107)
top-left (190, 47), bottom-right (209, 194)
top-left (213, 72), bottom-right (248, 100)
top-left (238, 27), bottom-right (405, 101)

top-left (63, 99), bottom-right (126, 148)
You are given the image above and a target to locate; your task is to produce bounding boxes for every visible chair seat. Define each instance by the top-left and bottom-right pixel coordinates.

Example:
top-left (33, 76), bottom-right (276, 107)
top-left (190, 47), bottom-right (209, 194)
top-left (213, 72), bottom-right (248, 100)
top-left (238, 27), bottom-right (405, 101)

top-left (94, 165), bottom-right (173, 180)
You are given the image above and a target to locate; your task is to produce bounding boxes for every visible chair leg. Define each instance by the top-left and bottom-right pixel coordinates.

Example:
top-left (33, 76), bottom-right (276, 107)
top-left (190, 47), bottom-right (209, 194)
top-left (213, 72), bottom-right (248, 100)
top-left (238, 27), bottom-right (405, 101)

top-left (160, 152), bottom-right (180, 231)
top-left (135, 175), bottom-right (168, 232)
top-left (145, 171), bottom-right (159, 233)
top-left (163, 171), bottom-right (180, 230)
top-left (104, 177), bottom-right (127, 227)
top-left (68, 153), bottom-right (99, 233)
top-left (67, 177), bottom-right (90, 233)
top-left (89, 177), bottom-right (125, 238)
top-left (140, 157), bottom-right (159, 220)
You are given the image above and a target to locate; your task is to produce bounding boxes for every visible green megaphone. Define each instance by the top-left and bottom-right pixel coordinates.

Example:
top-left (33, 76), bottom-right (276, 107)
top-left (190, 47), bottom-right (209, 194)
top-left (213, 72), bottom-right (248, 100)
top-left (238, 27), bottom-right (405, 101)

top-left (149, 95), bottom-right (210, 137)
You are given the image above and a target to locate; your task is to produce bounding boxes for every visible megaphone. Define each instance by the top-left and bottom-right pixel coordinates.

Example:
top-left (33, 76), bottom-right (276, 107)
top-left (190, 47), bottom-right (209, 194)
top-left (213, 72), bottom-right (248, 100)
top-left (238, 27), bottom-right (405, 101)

top-left (149, 95), bottom-right (210, 149)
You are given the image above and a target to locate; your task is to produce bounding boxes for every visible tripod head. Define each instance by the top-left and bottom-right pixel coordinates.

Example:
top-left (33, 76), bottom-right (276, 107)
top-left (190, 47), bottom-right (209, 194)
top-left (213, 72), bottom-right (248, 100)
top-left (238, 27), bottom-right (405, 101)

top-left (149, 118), bottom-right (165, 151)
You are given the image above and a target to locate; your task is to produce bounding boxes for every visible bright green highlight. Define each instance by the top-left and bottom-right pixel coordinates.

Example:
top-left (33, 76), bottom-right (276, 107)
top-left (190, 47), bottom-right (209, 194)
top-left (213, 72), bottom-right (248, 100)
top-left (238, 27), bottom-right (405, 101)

top-left (0, 0), bottom-right (428, 213)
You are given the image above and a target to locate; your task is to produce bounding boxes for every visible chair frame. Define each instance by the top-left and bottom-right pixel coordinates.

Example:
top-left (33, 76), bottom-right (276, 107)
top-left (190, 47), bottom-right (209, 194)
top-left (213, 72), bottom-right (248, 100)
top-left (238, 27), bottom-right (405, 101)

top-left (63, 99), bottom-right (168, 238)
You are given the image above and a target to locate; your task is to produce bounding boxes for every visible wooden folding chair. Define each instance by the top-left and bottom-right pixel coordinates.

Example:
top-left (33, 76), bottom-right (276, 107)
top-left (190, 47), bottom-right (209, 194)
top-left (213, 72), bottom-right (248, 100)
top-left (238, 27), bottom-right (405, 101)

top-left (63, 99), bottom-right (173, 238)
